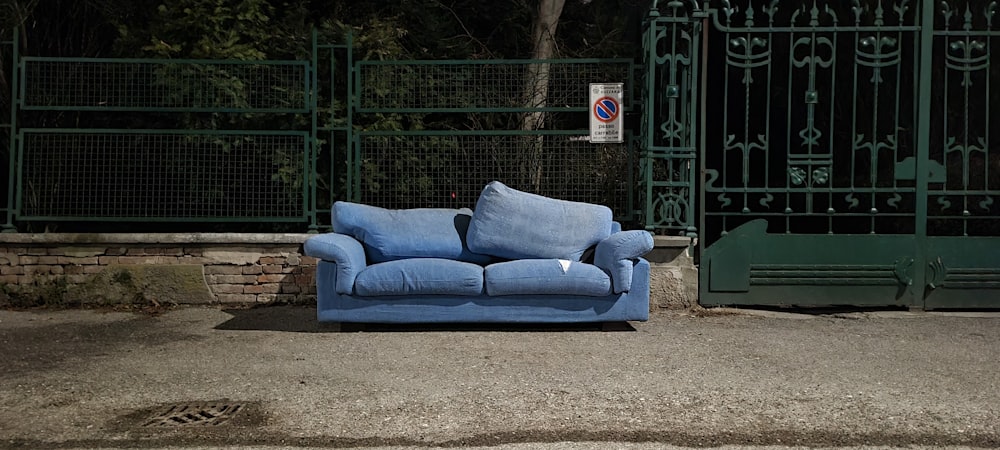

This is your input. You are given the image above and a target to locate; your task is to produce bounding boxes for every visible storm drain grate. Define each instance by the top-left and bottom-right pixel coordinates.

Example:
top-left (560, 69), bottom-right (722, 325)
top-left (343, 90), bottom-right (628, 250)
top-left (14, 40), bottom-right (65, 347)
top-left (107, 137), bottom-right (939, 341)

top-left (142, 403), bottom-right (244, 427)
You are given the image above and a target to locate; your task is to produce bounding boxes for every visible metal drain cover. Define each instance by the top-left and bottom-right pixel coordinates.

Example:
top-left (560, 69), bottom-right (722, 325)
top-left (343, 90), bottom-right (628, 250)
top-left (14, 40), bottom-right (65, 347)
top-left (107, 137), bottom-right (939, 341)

top-left (142, 402), bottom-right (244, 427)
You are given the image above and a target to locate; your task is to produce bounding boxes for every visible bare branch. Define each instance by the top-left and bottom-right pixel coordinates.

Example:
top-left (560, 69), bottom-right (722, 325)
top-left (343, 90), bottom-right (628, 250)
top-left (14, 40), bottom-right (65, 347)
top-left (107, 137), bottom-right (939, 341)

top-left (431, 0), bottom-right (496, 58)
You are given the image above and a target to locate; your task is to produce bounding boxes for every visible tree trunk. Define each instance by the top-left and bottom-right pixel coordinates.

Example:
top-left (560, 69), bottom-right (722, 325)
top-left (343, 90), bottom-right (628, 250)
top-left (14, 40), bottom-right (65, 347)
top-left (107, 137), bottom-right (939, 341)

top-left (521, 0), bottom-right (565, 191)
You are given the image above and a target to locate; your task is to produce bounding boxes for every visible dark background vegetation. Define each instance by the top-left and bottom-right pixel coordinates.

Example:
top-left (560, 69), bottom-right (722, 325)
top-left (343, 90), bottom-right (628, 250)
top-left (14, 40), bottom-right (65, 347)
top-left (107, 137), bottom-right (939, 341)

top-left (0, 0), bottom-right (647, 232)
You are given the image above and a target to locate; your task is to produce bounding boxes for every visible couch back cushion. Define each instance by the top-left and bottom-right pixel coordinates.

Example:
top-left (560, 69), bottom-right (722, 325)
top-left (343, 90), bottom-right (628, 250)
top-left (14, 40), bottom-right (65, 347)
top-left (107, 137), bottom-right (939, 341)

top-left (332, 201), bottom-right (493, 264)
top-left (466, 181), bottom-right (613, 261)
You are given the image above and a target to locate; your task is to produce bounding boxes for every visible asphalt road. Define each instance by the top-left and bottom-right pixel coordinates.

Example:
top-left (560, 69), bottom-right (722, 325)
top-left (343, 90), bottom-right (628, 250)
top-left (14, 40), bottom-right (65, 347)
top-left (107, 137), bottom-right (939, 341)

top-left (0, 305), bottom-right (997, 449)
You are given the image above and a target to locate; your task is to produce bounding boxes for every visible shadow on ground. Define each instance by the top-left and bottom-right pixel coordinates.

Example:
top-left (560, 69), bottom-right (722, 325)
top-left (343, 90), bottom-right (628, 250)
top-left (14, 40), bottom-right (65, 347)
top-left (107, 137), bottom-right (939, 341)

top-left (213, 305), bottom-right (635, 333)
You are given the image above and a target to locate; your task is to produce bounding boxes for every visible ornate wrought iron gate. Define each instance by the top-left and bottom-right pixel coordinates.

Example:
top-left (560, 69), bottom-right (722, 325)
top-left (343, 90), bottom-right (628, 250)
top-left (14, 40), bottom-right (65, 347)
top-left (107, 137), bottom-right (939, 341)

top-left (646, 0), bottom-right (1000, 309)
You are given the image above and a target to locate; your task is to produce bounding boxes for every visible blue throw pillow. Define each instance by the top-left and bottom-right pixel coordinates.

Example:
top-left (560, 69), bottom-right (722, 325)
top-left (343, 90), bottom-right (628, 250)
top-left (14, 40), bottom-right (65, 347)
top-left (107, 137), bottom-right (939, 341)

top-left (466, 181), bottom-right (613, 261)
top-left (332, 201), bottom-right (493, 264)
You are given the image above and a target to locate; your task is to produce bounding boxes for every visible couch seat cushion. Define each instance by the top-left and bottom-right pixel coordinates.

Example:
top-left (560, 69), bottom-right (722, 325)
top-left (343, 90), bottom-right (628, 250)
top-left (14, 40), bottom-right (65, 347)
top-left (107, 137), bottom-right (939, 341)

top-left (332, 201), bottom-right (492, 264)
top-left (484, 259), bottom-right (612, 297)
top-left (355, 259), bottom-right (484, 296)
top-left (467, 181), bottom-right (613, 261)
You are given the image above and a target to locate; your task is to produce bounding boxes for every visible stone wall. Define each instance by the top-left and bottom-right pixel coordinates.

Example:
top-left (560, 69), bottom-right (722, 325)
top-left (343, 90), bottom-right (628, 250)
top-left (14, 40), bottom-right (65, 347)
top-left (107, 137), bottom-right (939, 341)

top-left (0, 233), bottom-right (700, 310)
top-left (0, 234), bottom-right (317, 306)
top-left (646, 236), bottom-right (699, 310)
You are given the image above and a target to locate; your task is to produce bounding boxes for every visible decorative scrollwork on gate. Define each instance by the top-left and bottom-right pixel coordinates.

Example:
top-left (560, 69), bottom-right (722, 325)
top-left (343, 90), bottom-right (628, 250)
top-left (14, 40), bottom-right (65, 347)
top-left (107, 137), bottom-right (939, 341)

top-left (946, 39), bottom-right (988, 87)
top-left (727, 37), bottom-right (768, 85)
top-left (652, 190), bottom-right (692, 228)
top-left (857, 36), bottom-right (900, 84)
top-left (703, 0), bottom-right (926, 240)
top-left (929, 0), bottom-right (1000, 237)
top-left (639, 4), bottom-right (701, 236)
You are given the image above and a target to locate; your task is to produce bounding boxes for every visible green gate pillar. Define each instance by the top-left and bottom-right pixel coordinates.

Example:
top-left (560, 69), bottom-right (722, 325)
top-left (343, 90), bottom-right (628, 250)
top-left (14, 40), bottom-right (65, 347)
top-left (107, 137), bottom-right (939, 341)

top-left (910, 0), bottom-right (937, 307)
top-left (640, 1), bottom-right (703, 238)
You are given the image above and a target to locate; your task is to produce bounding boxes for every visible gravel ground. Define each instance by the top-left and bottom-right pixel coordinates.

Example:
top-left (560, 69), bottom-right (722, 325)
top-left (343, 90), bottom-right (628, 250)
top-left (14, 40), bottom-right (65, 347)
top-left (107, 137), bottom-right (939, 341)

top-left (0, 305), bottom-right (998, 449)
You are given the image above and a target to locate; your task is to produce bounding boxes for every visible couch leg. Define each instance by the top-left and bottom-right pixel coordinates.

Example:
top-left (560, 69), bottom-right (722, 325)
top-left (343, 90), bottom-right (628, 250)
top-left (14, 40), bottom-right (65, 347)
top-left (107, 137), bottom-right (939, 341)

top-left (318, 322), bottom-right (367, 332)
top-left (317, 322), bottom-right (342, 332)
top-left (601, 322), bottom-right (632, 332)
top-left (342, 323), bottom-right (366, 332)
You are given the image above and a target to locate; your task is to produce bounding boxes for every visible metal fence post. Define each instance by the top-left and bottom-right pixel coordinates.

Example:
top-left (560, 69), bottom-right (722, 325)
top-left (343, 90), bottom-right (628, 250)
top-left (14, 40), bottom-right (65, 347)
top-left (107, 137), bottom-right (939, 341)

top-left (3, 26), bottom-right (18, 233)
top-left (911, 0), bottom-right (937, 306)
top-left (347, 32), bottom-right (358, 203)
top-left (309, 27), bottom-right (319, 232)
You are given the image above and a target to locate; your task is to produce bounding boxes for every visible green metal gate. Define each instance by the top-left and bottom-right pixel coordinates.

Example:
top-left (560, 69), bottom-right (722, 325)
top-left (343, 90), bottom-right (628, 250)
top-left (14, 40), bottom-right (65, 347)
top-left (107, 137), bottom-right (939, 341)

top-left (646, 0), bottom-right (1000, 309)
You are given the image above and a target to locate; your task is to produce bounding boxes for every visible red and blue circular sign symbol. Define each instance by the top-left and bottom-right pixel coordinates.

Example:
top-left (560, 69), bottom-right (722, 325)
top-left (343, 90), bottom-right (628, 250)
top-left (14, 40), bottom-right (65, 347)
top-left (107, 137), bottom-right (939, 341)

top-left (593, 96), bottom-right (620, 123)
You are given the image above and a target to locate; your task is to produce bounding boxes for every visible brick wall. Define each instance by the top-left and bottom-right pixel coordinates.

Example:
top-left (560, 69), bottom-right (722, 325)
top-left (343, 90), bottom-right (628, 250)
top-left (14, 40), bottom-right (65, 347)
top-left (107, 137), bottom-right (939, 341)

top-left (0, 234), bottom-right (318, 305)
top-left (202, 252), bottom-right (317, 303)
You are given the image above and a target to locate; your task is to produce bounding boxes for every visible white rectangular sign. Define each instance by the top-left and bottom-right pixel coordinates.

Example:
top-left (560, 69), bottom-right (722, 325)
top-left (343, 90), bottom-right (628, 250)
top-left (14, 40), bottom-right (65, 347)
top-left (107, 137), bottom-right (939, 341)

top-left (589, 83), bottom-right (624, 143)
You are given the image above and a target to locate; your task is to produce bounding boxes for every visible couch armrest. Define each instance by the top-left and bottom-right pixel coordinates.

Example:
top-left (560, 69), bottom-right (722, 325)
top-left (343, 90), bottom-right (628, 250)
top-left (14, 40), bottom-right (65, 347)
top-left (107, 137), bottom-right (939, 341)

top-left (594, 230), bottom-right (654, 294)
top-left (303, 233), bottom-right (367, 295)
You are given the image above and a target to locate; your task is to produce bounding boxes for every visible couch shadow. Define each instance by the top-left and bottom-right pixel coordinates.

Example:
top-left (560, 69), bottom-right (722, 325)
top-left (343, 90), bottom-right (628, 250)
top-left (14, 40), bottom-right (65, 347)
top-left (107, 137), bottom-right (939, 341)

top-left (213, 305), bottom-right (635, 333)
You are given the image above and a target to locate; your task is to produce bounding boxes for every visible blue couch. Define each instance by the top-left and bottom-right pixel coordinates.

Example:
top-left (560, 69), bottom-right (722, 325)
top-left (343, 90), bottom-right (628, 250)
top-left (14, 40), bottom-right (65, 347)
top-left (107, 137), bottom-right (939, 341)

top-left (304, 181), bottom-right (654, 324)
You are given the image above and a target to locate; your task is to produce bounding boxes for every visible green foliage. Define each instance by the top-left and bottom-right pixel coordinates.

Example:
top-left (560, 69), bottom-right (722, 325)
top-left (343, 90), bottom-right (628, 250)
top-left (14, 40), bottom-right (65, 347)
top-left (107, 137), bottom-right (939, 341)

top-left (361, 135), bottom-right (463, 209)
top-left (120, 0), bottom-right (273, 59)
top-left (558, 0), bottom-right (644, 58)
top-left (2, 0), bottom-right (121, 56)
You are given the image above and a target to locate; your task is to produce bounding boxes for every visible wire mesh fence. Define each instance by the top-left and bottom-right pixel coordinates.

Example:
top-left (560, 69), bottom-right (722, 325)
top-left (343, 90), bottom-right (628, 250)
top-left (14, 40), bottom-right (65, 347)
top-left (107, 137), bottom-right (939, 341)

top-left (357, 132), bottom-right (633, 219)
top-left (19, 131), bottom-right (307, 220)
top-left (6, 48), bottom-right (636, 229)
top-left (9, 55), bottom-right (317, 229)
top-left (357, 60), bottom-right (633, 111)
top-left (22, 59), bottom-right (309, 111)
top-left (353, 59), bottom-right (638, 223)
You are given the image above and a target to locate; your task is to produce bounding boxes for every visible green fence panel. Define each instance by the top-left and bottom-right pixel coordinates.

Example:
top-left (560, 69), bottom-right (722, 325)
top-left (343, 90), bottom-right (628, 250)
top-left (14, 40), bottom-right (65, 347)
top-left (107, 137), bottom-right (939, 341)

top-left (7, 49), bottom-right (321, 229)
top-left (353, 58), bottom-right (638, 224)
top-left (20, 58), bottom-right (310, 112)
top-left (17, 129), bottom-right (309, 222)
top-left (356, 59), bottom-right (634, 113)
top-left (8, 36), bottom-right (638, 231)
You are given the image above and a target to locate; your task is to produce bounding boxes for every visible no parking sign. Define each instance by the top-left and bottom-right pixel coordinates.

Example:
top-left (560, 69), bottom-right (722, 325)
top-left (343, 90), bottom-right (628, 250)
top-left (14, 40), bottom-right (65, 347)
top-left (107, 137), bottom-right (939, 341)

top-left (589, 83), bottom-right (623, 143)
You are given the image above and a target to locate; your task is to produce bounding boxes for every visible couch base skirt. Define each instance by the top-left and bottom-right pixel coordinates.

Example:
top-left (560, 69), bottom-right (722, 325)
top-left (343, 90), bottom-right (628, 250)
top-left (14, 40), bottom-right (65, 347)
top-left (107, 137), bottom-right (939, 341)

top-left (314, 259), bottom-right (650, 324)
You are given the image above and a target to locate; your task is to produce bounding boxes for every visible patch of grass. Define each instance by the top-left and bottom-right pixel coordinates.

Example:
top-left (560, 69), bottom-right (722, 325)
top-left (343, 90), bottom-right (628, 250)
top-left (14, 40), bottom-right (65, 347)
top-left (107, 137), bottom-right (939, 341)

top-left (0, 276), bottom-right (78, 309)
top-left (111, 270), bottom-right (135, 286)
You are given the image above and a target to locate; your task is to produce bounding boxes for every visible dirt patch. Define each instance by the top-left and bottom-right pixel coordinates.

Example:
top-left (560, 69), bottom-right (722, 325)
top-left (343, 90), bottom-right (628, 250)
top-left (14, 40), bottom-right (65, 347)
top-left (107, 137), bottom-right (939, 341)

top-left (0, 312), bottom-right (202, 377)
